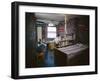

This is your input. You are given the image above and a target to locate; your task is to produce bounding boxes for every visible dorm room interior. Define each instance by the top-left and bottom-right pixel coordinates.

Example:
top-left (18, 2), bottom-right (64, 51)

top-left (25, 12), bottom-right (89, 68)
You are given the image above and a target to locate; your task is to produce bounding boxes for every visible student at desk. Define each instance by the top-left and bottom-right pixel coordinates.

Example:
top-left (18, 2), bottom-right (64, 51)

top-left (36, 44), bottom-right (46, 67)
top-left (54, 34), bottom-right (61, 47)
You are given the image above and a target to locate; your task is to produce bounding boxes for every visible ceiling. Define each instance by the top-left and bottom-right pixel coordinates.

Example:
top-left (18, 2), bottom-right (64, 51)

top-left (35, 13), bottom-right (66, 22)
top-left (35, 13), bottom-right (79, 25)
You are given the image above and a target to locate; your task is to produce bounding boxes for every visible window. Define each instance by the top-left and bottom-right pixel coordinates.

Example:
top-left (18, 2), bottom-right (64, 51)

top-left (47, 27), bottom-right (56, 38)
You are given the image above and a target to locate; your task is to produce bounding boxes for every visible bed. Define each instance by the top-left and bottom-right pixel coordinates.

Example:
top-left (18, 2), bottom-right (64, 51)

top-left (54, 43), bottom-right (89, 66)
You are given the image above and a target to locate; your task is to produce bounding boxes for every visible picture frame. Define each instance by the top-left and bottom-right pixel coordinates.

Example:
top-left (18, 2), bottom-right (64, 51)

top-left (11, 1), bottom-right (98, 79)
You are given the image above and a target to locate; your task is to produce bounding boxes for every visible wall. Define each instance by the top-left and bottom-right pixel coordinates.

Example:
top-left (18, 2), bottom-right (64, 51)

top-left (0, 0), bottom-right (99, 81)
top-left (26, 13), bottom-right (37, 68)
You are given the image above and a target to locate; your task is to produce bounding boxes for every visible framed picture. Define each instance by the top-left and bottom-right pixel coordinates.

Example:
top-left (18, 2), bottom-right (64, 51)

top-left (11, 1), bottom-right (98, 79)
